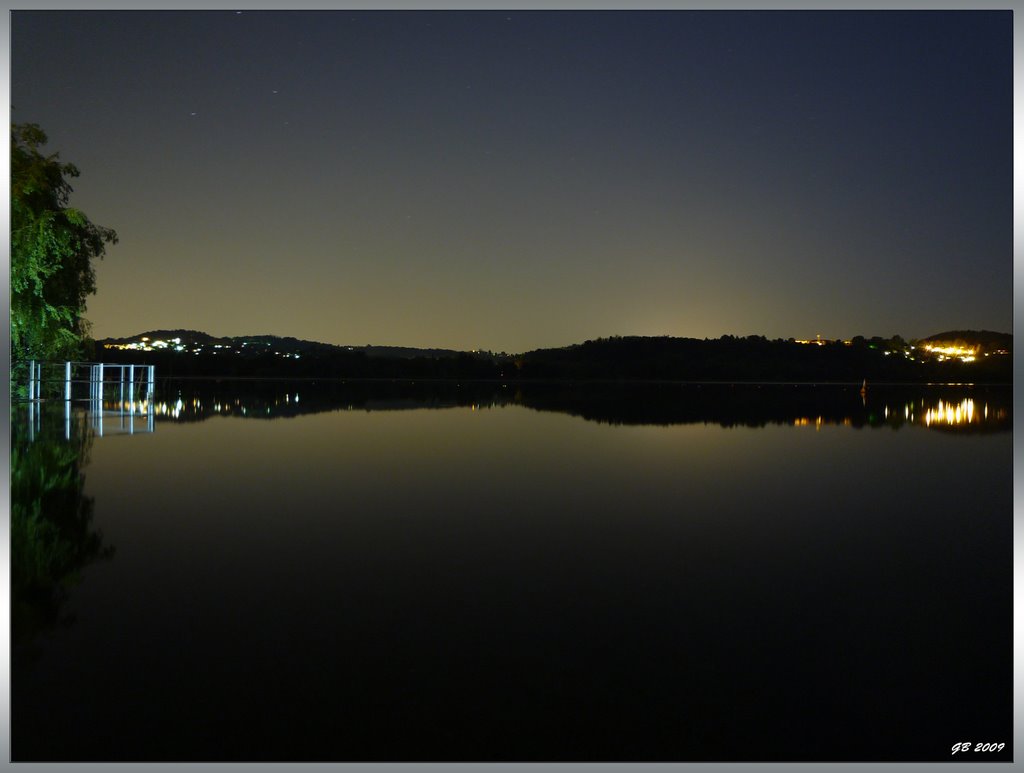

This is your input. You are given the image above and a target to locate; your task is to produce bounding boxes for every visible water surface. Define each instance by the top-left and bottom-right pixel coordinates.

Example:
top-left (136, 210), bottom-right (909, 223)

top-left (12, 381), bottom-right (1012, 761)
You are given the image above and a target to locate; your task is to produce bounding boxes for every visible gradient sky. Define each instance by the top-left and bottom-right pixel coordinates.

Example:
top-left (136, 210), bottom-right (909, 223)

top-left (11, 10), bottom-right (1012, 352)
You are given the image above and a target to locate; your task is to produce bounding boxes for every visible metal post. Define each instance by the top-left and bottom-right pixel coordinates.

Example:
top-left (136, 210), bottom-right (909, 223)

top-left (65, 361), bottom-right (72, 401)
top-left (128, 364), bottom-right (135, 412)
top-left (28, 398), bottom-right (35, 442)
top-left (65, 396), bottom-right (71, 440)
top-left (147, 365), bottom-right (155, 407)
top-left (28, 360), bottom-right (35, 401)
top-left (94, 364), bottom-right (103, 436)
top-left (119, 366), bottom-right (125, 413)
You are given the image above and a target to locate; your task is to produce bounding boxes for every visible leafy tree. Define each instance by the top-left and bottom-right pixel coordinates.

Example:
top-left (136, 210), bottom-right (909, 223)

top-left (11, 123), bottom-right (117, 365)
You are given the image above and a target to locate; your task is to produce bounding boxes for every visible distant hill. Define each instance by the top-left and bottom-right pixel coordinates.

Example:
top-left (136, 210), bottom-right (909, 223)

top-left (94, 329), bottom-right (507, 380)
top-left (93, 330), bottom-right (1011, 383)
top-left (920, 330), bottom-right (1012, 352)
top-left (98, 330), bottom-right (470, 360)
top-left (515, 334), bottom-right (1011, 383)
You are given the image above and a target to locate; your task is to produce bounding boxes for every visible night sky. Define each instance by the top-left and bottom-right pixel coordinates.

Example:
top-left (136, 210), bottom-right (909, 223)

top-left (11, 10), bottom-right (1012, 352)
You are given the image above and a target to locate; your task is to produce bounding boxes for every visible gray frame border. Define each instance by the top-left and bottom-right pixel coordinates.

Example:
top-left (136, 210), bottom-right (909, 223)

top-left (2, 1), bottom-right (1018, 771)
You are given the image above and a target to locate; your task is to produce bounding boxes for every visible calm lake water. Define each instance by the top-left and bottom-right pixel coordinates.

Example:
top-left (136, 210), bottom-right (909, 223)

top-left (11, 380), bottom-right (1012, 761)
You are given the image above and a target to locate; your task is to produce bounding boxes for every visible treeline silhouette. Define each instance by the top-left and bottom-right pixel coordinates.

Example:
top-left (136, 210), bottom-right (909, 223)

top-left (109, 346), bottom-right (506, 380)
top-left (515, 335), bottom-right (1011, 382)
top-left (103, 334), bottom-right (1011, 384)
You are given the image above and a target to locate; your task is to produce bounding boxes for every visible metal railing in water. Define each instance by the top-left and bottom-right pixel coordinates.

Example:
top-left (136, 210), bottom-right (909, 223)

top-left (18, 360), bottom-right (154, 403)
top-left (16, 360), bottom-right (157, 440)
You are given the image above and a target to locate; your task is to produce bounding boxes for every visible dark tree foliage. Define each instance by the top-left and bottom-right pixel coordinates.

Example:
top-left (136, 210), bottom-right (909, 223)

top-left (11, 123), bottom-right (117, 365)
top-left (515, 335), bottom-right (1011, 383)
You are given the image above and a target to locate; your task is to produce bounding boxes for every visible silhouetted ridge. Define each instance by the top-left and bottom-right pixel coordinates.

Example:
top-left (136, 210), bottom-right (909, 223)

top-left (920, 330), bottom-right (1012, 350)
top-left (516, 335), bottom-right (1010, 382)
top-left (95, 331), bottom-right (1011, 383)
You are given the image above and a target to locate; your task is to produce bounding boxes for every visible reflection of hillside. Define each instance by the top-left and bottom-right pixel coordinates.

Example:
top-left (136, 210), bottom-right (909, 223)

top-left (11, 410), bottom-right (114, 656)
top-left (513, 382), bottom-right (1011, 432)
top-left (146, 379), bottom-right (1012, 432)
top-left (516, 384), bottom-right (1011, 432)
top-left (145, 380), bottom-right (515, 423)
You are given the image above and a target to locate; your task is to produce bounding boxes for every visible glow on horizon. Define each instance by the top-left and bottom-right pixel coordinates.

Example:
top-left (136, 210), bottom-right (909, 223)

top-left (11, 11), bottom-right (1011, 352)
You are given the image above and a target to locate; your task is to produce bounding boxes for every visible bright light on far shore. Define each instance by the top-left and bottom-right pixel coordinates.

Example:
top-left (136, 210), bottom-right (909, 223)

top-left (922, 343), bottom-right (978, 363)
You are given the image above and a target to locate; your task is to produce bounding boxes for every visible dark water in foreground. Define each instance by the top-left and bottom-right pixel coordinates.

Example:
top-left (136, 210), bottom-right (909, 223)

top-left (11, 381), bottom-right (1012, 761)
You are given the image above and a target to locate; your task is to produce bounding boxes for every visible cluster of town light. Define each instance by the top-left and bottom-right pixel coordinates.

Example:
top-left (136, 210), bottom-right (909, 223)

top-left (920, 344), bottom-right (979, 363)
top-left (106, 336), bottom-right (185, 352)
top-left (104, 337), bottom-right (301, 358)
top-left (792, 337), bottom-right (1007, 365)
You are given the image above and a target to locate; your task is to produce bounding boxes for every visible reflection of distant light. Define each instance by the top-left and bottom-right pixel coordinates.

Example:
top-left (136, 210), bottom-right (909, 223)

top-left (923, 398), bottom-right (978, 427)
top-left (792, 416), bottom-right (829, 429)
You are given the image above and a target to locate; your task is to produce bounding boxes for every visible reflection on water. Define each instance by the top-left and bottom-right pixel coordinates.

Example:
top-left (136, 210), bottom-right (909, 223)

top-left (91, 379), bottom-right (1015, 432)
top-left (11, 407), bottom-right (113, 654)
top-left (11, 381), bottom-right (1008, 650)
top-left (796, 396), bottom-right (1008, 431)
top-left (919, 397), bottom-right (1004, 427)
top-left (10, 380), bottom-right (1012, 761)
